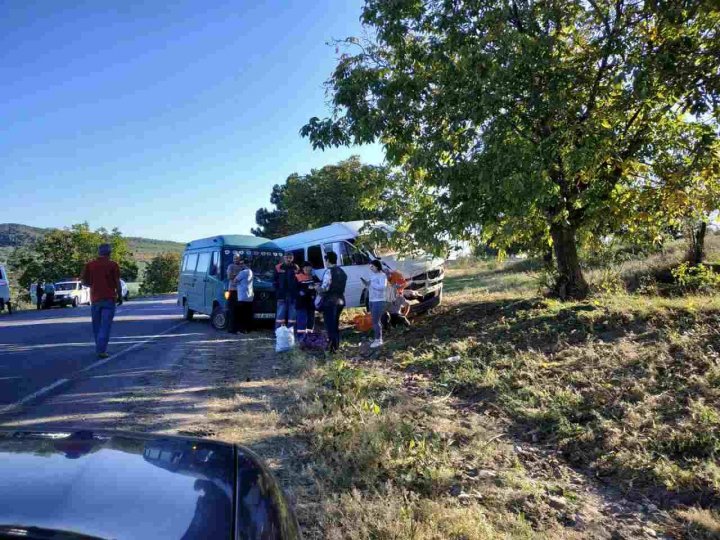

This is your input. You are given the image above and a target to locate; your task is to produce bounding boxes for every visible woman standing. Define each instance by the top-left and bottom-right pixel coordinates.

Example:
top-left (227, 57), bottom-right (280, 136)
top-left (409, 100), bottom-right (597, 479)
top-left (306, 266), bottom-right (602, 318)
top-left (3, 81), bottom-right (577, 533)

top-left (368, 260), bottom-right (388, 348)
top-left (295, 262), bottom-right (319, 337)
top-left (234, 258), bottom-right (254, 334)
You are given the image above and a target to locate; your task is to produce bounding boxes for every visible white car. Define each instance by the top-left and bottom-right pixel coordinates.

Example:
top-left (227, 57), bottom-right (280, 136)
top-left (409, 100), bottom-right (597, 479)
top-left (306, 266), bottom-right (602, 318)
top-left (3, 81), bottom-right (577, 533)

top-left (52, 280), bottom-right (91, 307)
top-left (0, 265), bottom-right (12, 314)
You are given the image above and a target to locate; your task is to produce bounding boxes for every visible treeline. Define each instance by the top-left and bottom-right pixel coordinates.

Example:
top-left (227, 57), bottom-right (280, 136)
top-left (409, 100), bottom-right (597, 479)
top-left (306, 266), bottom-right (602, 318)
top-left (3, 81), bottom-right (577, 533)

top-left (258, 0), bottom-right (720, 300)
top-left (7, 223), bottom-right (179, 298)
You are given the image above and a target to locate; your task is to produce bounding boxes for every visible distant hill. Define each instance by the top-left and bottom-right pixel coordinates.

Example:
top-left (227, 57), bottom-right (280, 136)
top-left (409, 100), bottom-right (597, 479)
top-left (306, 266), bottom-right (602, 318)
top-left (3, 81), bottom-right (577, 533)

top-left (0, 223), bottom-right (186, 264)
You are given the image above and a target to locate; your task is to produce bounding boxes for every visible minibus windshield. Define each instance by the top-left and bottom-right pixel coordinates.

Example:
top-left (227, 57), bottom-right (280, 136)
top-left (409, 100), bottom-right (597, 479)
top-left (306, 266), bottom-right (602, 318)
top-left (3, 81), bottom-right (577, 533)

top-left (222, 248), bottom-right (282, 282)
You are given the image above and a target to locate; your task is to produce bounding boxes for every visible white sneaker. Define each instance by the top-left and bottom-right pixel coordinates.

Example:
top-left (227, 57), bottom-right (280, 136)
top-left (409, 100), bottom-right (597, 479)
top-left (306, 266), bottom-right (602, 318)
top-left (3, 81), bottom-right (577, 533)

top-left (370, 339), bottom-right (383, 348)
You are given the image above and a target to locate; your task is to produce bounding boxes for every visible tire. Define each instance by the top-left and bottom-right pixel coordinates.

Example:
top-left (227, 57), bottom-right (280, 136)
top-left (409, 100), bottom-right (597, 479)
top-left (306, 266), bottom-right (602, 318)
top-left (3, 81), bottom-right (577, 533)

top-left (6, 302), bottom-right (11, 315)
top-left (124, 292), bottom-right (129, 301)
top-left (211, 305), bottom-right (228, 330)
top-left (72, 298), bottom-right (79, 308)
top-left (183, 300), bottom-right (194, 321)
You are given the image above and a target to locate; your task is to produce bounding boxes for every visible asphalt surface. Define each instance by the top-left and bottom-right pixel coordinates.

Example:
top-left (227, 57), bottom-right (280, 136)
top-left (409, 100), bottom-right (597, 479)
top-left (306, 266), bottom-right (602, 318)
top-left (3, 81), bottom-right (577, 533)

top-left (0, 296), bottom-right (193, 409)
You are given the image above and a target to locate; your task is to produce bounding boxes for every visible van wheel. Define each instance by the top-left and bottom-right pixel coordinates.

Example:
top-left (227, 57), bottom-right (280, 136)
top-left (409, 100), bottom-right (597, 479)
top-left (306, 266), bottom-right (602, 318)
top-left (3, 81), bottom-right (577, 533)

top-left (183, 301), bottom-right (194, 321)
top-left (6, 302), bottom-right (12, 315)
top-left (211, 306), bottom-right (227, 330)
top-left (72, 298), bottom-right (78, 308)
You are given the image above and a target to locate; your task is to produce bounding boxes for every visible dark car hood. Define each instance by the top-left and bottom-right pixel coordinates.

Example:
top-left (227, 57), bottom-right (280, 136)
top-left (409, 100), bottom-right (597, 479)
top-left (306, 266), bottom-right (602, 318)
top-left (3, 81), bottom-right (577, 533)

top-left (0, 430), bottom-right (241, 539)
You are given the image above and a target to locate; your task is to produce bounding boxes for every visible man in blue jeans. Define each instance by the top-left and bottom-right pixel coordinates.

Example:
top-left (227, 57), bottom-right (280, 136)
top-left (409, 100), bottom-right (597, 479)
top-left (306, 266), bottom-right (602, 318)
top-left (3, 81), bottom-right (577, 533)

top-left (320, 252), bottom-right (347, 353)
top-left (81, 244), bottom-right (123, 359)
top-left (273, 251), bottom-right (299, 329)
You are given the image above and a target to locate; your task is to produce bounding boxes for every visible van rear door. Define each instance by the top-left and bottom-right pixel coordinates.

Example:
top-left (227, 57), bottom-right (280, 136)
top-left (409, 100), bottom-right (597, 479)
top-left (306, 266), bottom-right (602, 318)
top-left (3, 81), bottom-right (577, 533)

top-left (180, 252), bottom-right (199, 310)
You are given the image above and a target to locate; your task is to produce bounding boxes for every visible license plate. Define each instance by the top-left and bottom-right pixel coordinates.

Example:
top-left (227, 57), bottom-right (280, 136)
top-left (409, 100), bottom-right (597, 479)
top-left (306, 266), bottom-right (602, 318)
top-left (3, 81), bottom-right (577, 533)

top-left (253, 313), bottom-right (275, 319)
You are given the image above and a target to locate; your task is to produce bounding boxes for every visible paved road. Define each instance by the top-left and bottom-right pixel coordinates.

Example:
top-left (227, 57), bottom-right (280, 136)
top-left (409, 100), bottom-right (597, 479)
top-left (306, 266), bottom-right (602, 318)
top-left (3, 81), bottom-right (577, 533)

top-left (0, 297), bottom-right (193, 408)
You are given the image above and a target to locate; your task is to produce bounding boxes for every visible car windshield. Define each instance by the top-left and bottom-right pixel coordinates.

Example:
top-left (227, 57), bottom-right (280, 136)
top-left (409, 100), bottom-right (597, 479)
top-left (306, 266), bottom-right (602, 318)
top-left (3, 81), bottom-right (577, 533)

top-left (54, 283), bottom-right (78, 291)
top-left (222, 248), bottom-right (282, 282)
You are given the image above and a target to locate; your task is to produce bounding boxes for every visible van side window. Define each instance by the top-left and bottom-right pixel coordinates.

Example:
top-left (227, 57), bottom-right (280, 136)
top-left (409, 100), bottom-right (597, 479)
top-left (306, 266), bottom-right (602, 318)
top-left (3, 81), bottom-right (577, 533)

top-left (197, 252), bottom-right (211, 275)
top-left (209, 251), bottom-right (220, 276)
top-left (307, 245), bottom-right (324, 270)
top-left (184, 253), bottom-right (198, 272)
top-left (292, 249), bottom-right (305, 266)
top-left (338, 241), bottom-right (371, 266)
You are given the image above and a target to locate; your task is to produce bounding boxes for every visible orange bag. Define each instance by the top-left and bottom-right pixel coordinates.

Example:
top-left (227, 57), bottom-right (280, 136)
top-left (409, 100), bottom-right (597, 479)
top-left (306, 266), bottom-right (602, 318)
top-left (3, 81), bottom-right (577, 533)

top-left (353, 313), bottom-right (373, 332)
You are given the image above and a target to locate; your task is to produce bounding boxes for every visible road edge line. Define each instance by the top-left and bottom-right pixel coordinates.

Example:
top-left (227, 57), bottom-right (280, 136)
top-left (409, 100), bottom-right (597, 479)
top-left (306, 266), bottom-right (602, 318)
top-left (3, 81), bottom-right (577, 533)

top-left (0, 320), bottom-right (188, 417)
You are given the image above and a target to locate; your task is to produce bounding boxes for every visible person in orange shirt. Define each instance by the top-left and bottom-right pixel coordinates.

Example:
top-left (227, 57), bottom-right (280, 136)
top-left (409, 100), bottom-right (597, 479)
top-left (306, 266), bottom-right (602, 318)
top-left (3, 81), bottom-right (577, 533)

top-left (81, 243), bottom-right (122, 359)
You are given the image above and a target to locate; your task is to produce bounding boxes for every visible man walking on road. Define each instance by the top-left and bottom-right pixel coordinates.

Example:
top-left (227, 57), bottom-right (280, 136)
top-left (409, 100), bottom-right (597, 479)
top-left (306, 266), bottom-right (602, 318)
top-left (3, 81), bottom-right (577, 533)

top-left (81, 243), bottom-right (122, 359)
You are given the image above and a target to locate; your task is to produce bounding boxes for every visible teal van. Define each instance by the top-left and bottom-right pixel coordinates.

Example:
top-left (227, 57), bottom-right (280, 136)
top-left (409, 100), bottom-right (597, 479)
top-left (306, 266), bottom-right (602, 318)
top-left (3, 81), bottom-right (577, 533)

top-left (178, 235), bottom-right (283, 329)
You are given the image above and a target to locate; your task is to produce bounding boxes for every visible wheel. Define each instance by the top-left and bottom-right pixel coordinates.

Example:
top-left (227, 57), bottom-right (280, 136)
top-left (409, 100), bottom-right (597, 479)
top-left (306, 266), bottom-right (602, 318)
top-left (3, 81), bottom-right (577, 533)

top-left (183, 300), bottom-right (194, 321)
top-left (72, 297), bottom-right (78, 308)
top-left (6, 302), bottom-right (11, 315)
top-left (124, 292), bottom-right (129, 301)
top-left (210, 305), bottom-right (228, 330)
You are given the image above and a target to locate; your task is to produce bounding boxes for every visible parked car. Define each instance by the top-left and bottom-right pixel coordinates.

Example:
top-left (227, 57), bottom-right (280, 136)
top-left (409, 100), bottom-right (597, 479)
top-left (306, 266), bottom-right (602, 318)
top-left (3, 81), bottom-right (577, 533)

top-left (120, 278), bottom-right (129, 301)
top-left (51, 279), bottom-right (91, 308)
top-left (274, 221), bottom-right (445, 313)
top-left (0, 265), bottom-right (12, 314)
top-left (0, 429), bottom-right (300, 539)
top-left (178, 235), bottom-right (283, 329)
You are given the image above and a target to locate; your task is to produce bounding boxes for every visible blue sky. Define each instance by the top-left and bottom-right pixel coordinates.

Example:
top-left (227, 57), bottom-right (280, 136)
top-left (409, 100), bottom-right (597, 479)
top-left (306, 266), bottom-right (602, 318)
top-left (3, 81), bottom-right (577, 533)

top-left (1, 0), bottom-right (383, 242)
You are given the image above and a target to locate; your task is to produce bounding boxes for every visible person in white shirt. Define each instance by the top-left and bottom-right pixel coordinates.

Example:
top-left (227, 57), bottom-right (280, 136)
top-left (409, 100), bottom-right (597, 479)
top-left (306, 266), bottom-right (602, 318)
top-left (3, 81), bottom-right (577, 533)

top-left (233, 258), bottom-right (254, 333)
top-left (367, 260), bottom-right (388, 348)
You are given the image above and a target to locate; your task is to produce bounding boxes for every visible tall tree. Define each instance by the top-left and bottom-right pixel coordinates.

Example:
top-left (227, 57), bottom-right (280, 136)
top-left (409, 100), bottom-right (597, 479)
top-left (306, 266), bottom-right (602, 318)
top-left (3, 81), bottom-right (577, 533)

top-left (140, 252), bottom-right (181, 294)
top-left (8, 223), bottom-right (133, 287)
top-left (302, 0), bottom-right (720, 298)
top-left (252, 185), bottom-right (291, 238)
top-left (253, 157), bottom-right (395, 237)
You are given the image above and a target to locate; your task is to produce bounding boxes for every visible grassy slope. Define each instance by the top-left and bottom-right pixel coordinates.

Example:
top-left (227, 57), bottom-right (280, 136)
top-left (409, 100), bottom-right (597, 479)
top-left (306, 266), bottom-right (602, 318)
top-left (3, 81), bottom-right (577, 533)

top-left (287, 248), bottom-right (720, 539)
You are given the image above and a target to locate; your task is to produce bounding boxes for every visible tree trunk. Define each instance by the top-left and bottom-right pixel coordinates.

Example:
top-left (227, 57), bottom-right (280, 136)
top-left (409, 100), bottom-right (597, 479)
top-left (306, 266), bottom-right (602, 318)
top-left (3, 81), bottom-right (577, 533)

top-left (543, 247), bottom-right (553, 267)
top-left (550, 223), bottom-right (589, 300)
top-left (686, 220), bottom-right (707, 267)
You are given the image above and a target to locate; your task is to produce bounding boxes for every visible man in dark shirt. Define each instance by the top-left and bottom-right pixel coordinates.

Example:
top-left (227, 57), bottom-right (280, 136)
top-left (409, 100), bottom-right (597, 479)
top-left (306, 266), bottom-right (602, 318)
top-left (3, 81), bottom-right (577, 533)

top-left (273, 252), bottom-right (299, 329)
top-left (320, 252), bottom-right (347, 353)
top-left (81, 243), bottom-right (122, 359)
top-left (35, 281), bottom-right (44, 310)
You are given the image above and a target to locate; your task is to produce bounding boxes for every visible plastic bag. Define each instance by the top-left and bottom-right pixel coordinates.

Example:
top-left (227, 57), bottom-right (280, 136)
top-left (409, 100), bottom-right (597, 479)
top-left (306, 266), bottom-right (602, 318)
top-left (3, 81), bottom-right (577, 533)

top-left (275, 325), bottom-right (295, 353)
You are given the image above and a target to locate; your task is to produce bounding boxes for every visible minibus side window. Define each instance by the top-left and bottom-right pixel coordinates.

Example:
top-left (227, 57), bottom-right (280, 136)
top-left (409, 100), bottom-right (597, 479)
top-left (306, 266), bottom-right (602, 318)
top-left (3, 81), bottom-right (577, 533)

top-left (184, 253), bottom-right (198, 272)
top-left (307, 245), bottom-right (324, 269)
top-left (196, 252), bottom-right (211, 275)
top-left (292, 249), bottom-right (305, 266)
top-left (209, 251), bottom-right (220, 276)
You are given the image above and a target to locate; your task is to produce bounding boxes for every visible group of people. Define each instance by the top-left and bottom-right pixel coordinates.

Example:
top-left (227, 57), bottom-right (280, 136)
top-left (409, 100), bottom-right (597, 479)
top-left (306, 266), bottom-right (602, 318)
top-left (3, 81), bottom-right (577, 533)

top-left (33, 281), bottom-right (54, 310)
top-left (267, 250), bottom-right (410, 352)
top-left (271, 250), bottom-right (348, 353)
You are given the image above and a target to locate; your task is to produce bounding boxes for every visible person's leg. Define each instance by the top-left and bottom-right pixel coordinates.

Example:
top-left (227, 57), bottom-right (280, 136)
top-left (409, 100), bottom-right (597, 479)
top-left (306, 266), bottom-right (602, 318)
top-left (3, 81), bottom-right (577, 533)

top-left (287, 302), bottom-right (297, 330)
top-left (227, 291), bottom-right (238, 333)
top-left (96, 300), bottom-right (116, 355)
top-left (323, 304), bottom-right (337, 352)
top-left (275, 299), bottom-right (287, 329)
top-left (91, 303), bottom-right (102, 350)
top-left (306, 306), bottom-right (315, 332)
top-left (370, 302), bottom-right (383, 342)
top-left (333, 305), bottom-right (344, 351)
top-left (241, 301), bottom-right (253, 333)
top-left (296, 307), bottom-right (307, 336)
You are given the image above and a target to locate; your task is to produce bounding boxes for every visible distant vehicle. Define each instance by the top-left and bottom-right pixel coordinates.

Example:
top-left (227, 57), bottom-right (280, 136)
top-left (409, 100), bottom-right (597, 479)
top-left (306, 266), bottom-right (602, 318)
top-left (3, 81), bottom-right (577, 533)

top-left (49, 279), bottom-right (91, 308)
top-left (274, 221), bottom-right (445, 313)
top-left (0, 265), bottom-right (12, 314)
top-left (178, 235), bottom-right (283, 329)
top-left (120, 279), bottom-right (129, 301)
top-left (0, 429), bottom-right (300, 539)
